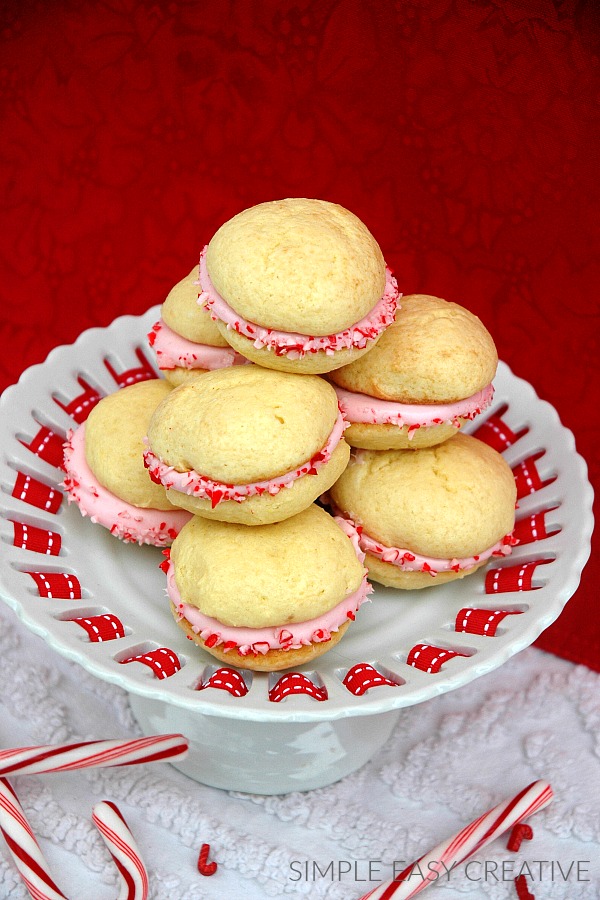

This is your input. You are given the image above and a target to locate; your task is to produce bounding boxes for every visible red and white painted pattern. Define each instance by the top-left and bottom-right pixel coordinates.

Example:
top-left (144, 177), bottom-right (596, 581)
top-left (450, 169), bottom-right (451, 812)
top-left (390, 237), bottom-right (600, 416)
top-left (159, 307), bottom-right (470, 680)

top-left (198, 668), bottom-right (248, 697)
top-left (512, 509), bottom-right (557, 546)
top-left (20, 426), bottom-right (66, 469)
top-left (119, 647), bottom-right (181, 679)
top-left (0, 734), bottom-right (189, 777)
top-left (70, 614), bottom-right (126, 642)
top-left (0, 777), bottom-right (68, 900)
top-left (358, 780), bottom-right (553, 899)
top-left (472, 406), bottom-right (525, 452)
top-left (343, 663), bottom-right (400, 696)
top-left (512, 453), bottom-right (552, 499)
top-left (28, 572), bottom-right (81, 600)
top-left (104, 348), bottom-right (157, 388)
top-left (485, 560), bottom-right (553, 595)
top-left (53, 377), bottom-right (102, 424)
top-left (12, 522), bottom-right (61, 556)
top-left (92, 800), bottom-right (149, 900)
top-left (268, 673), bottom-right (328, 702)
top-left (406, 644), bottom-right (468, 674)
top-left (12, 473), bottom-right (62, 514)
top-left (454, 608), bottom-right (523, 637)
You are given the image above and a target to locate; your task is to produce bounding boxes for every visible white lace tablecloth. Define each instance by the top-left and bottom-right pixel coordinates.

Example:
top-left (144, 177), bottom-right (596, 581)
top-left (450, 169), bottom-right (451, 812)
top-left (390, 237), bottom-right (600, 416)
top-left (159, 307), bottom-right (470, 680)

top-left (0, 601), bottom-right (598, 900)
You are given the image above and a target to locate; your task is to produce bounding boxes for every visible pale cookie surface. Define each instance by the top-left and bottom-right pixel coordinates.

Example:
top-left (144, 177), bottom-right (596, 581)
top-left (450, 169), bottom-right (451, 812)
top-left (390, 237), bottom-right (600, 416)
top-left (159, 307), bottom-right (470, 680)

top-left (170, 505), bottom-right (365, 627)
top-left (147, 366), bottom-right (339, 484)
top-left (330, 434), bottom-right (516, 559)
top-left (166, 440), bottom-right (350, 525)
top-left (342, 419), bottom-right (464, 450)
top-left (162, 366), bottom-right (210, 387)
top-left (162, 267), bottom-right (229, 346)
top-left (84, 379), bottom-right (178, 510)
top-left (329, 294), bottom-right (497, 402)
top-left (206, 198), bottom-right (386, 335)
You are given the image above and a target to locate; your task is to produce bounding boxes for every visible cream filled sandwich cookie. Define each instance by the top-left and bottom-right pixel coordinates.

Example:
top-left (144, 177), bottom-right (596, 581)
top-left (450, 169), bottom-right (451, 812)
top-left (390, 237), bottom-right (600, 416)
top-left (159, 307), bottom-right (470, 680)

top-left (329, 294), bottom-right (497, 449)
top-left (144, 366), bottom-right (351, 525)
top-left (329, 434), bottom-right (517, 590)
top-left (166, 504), bottom-right (371, 671)
top-left (148, 266), bottom-right (249, 386)
top-left (199, 198), bottom-right (400, 374)
top-left (63, 380), bottom-right (192, 546)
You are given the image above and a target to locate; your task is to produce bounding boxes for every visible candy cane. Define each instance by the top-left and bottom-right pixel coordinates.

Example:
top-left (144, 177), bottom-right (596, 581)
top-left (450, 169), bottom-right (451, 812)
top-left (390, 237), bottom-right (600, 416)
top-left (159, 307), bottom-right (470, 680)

top-left (0, 734), bottom-right (188, 777)
top-left (0, 777), bottom-right (67, 900)
top-left (359, 780), bottom-right (553, 900)
top-left (92, 801), bottom-right (149, 900)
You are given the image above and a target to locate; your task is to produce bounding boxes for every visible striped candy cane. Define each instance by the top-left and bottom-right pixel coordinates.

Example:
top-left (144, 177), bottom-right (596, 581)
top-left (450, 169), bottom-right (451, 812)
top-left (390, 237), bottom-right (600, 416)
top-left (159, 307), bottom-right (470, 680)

top-left (0, 777), bottom-right (67, 900)
top-left (0, 734), bottom-right (188, 777)
top-left (359, 780), bottom-right (553, 900)
top-left (92, 801), bottom-right (149, 900)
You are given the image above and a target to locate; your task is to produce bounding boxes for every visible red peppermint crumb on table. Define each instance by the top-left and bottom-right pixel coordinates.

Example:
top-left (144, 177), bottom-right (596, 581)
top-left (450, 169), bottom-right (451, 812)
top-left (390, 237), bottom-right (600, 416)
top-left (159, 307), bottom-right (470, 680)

top-left (507, 823), bottom-right (533, 852)
top-left (515, 874), bottom-right (535, 899)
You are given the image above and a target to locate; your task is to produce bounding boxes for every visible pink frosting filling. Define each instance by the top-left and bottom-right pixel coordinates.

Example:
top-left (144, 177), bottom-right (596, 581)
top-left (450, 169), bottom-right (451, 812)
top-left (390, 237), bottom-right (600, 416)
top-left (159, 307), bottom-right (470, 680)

top-left (333, 383), bottom-right (494, 437)
top-left (198, 245), bottom-right (400, 359)
top-left (143, 410), bottom-right (347, 509)
top-left (336, 514), bottom-right (517, 576)
top-left (167, 517), bottom-right (372, 655)
top-left (62, 424), bottom-right (192, 547)
top-left (147, 319), bottom-right (250, 371)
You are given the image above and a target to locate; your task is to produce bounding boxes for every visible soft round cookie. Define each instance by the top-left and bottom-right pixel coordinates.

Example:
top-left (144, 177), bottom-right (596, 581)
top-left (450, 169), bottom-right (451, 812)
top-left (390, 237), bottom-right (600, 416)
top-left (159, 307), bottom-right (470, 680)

top-left (199, 198), bottom-right (400, 374)
top-left (329, 433), bottom-right (517, 590)
top-left (163, 267), bottom-right (229, 346)
top-left (329, 294), bottom-right (497, 449)
top-left (63, 380), bottom-right (191, 546)
top-left (144, 366), bottom-right (351, 525)
top-left (167, 504), bottom-right (370, 671)
top-left (148, 267), bottom-right (249, 385)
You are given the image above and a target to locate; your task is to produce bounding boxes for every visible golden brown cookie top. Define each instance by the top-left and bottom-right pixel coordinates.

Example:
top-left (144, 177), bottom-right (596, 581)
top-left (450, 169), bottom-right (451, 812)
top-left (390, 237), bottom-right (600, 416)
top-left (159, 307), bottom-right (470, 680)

top-left (206, 198), bottom-right (386, 335)
top-left (330, 434), bottom-right (516, 559)
top-left (162, 267), bottom-right (229, 346)
top-left (171, 504), bottom-right (365, 627)
top-left (329, 294), bottom-right (497, 402)
top-left (146, 365), bottom-right (340, 484)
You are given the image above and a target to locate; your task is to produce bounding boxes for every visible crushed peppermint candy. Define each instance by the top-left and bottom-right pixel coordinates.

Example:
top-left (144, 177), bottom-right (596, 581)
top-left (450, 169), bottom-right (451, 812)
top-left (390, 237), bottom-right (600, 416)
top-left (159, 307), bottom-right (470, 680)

top-left (335, 513), bottom-right (518, 576)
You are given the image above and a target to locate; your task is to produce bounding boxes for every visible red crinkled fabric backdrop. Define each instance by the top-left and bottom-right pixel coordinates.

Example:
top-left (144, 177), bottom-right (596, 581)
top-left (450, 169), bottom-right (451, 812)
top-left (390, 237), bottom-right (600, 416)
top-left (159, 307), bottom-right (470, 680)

top-left (1, 0), bottom-right (598, 668)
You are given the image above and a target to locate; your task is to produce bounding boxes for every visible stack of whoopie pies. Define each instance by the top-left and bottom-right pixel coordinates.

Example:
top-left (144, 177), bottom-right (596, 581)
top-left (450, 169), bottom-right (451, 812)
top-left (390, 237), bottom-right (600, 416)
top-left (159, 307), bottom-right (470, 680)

top-left (65, 198), bottom-right (517, 672)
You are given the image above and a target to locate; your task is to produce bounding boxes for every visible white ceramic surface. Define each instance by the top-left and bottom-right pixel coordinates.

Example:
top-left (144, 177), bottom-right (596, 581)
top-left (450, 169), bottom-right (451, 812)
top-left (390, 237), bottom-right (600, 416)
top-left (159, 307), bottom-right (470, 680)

top-left (0, 308), bottom-right (594, 791)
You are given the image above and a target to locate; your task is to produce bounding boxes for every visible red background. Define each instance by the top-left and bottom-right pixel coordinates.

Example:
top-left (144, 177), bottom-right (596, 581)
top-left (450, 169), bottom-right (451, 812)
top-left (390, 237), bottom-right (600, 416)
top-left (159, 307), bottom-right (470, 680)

top-left (1, 0), bottom-right (597, 668)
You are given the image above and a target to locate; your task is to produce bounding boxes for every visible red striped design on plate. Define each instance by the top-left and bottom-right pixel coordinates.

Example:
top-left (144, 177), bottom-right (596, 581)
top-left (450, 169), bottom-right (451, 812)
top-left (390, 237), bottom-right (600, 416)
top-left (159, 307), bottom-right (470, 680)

top-left (20, 426), bottom-right (65, 469)
top-left (119, 647), bottom-right (181, 679)
top-left (12, 522), bottom-right (61, 555)
top-left (12, 473), bottom-right (62, 513)
top-left (454, 607), bottom-right (523, 636)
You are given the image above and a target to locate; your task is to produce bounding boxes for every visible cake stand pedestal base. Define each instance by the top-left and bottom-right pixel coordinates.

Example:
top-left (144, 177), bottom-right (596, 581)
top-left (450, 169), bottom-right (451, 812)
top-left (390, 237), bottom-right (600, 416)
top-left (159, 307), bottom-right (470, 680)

top-left (129, 692), bottom-right (400, 794)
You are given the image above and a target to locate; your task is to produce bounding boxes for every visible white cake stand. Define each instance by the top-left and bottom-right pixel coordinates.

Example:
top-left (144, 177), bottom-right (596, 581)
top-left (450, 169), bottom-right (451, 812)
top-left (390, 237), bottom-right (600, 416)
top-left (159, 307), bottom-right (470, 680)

top-left (0, 309), bottom-right (593, 793)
